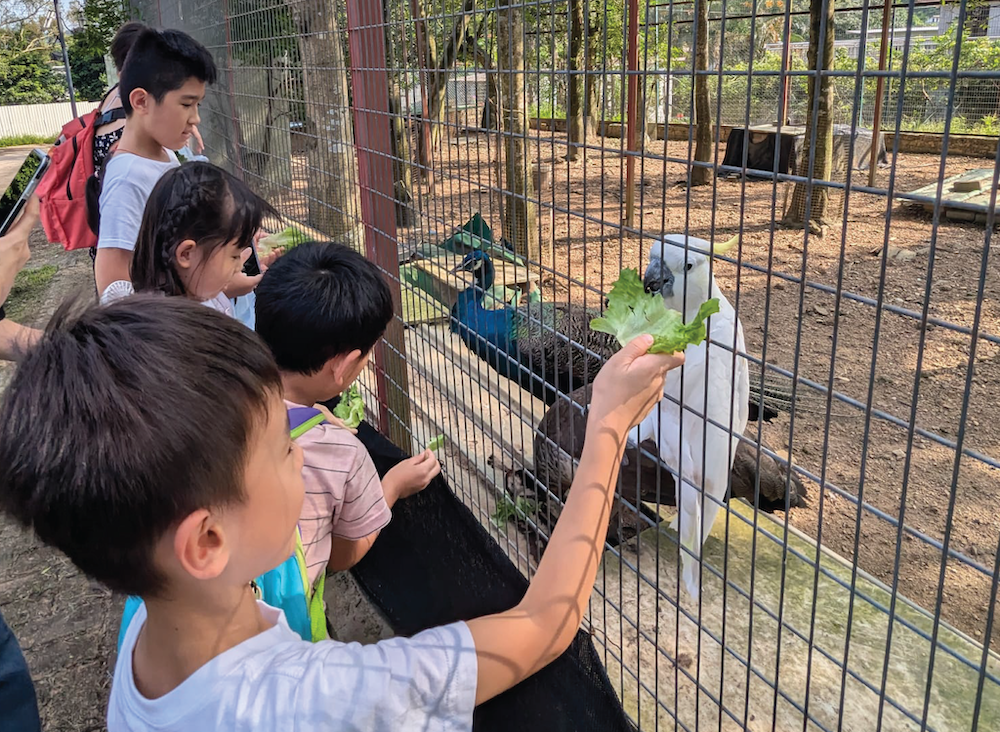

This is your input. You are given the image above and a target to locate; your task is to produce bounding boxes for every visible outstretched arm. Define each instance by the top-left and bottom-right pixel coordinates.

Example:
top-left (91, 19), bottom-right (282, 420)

top-left (467, 336), bottom-right (683, 703)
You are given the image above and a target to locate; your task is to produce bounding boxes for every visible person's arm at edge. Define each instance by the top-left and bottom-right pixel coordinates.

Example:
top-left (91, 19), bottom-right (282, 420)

top-left (326, 453), bottom-right (438, 573)
top-left (94, 247), bottom-right (134, 297)
top-left (467, 336), bottom-right (684, 704)
top-left (0, 320), bottom-right (40, 361)
top-left (0, 196), bottom-right (38, 305)
top-left (0, 197), bottom-right (42, 360)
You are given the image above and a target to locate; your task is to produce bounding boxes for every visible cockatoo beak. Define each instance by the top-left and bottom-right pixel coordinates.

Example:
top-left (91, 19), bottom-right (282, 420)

top-left (643, 262), bottom-right (674, 298)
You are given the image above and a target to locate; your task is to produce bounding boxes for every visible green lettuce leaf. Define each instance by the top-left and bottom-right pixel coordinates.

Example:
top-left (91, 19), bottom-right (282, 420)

top-left (590, 269), bottom-right (720, 354)
top-left (333, 383), bottom-right (365, 429)
top-left (258, 226), bottom-right (310, 255)
top-left (426, 434), bottom-right (446, 451)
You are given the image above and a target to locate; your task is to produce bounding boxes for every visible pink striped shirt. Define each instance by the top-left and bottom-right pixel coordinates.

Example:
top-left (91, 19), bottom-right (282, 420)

top-left (286, 400), bottom-right (391, 587)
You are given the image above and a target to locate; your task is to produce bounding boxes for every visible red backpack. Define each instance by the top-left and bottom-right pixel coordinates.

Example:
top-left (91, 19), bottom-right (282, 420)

top-left (37, 89), bottom-right (123, 251)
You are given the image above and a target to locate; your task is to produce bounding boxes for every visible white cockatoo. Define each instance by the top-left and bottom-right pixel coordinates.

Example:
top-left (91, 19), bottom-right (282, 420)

top-left (630, 233), bottom-right (750, 599)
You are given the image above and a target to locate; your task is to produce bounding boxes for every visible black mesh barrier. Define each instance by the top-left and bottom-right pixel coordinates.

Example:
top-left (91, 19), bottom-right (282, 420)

top-left (350, 419), bottom-right (637, 732)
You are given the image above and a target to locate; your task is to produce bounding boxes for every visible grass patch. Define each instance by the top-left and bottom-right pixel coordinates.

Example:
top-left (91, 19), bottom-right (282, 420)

top-left (0, 134), bottom-right (56, 148)
top-left (4, 265), bottom-right (58, 322)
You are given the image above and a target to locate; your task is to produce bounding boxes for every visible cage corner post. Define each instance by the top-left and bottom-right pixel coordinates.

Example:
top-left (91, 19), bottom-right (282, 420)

top-left (345, 0), bottom-right (413, 449)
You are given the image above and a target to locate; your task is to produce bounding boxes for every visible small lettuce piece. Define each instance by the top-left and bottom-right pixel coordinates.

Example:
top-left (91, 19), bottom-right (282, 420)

top-left (590, 269), bottom-right (720, 354)
top-left (426, 434), bottom-right (446, 451)
top-left (333, 383), bottom-right (365, 429)
top-left (258, 226), bottom-right (310, 255)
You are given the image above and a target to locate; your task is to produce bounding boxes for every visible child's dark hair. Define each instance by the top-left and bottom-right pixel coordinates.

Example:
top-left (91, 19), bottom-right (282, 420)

top-left (255, 242), bottom-right (395, 374)
top-left (131, 162), bottom-right (276, 297)
top-left (0, 296), bottom-right (281, 597)
top-left (119, 28), bottom-right (217, 114)
top-left (110, 21), bottom-right (147, 73)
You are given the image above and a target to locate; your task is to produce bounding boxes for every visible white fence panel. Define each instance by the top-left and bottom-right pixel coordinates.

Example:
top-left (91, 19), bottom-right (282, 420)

top-left (0, 101), bottom-right (100, 139)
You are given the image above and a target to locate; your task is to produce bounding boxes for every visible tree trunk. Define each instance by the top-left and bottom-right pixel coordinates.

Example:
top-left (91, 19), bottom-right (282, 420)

top-left (384, 0), bottom-right (417, 228)
top-left (417, 0), bottom-right (479, 168)
top-left (691, 0), bottom-right (713, 185)
top-left (289, 1), bottom-right (362, 243)
top-left (782, 0), bottom-right (834, 234)
top-left (497, 0), bottom-right (539, 261)
top-left (469, 41), bottom-right (499, 130)
top-left (585, 19), bottom-right (600, 133)
top-left (566, 0), bottom-right (586, 160)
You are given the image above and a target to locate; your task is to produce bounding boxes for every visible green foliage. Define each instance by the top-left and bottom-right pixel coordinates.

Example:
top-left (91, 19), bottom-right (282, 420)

top-left (491, 495), bottom-right (537, 528)
top-left (898, 26), bottom-right (1000, 134)
top-left (0, 22), bottom-right (67, 104)
top-left (0, 134), bottom-right (56, 147)
top-left (67, 0), bottom-right (129, 101)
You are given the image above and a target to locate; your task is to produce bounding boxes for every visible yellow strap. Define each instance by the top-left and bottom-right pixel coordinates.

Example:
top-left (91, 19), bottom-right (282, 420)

top-left (289, 413), bottom-right (329, 642)
top-left (294, 528), bottom-right (328, 642)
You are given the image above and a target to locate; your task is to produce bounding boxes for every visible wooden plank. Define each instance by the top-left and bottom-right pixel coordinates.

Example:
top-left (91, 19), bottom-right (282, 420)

top-left (900, 168), bottom-right (998, 222)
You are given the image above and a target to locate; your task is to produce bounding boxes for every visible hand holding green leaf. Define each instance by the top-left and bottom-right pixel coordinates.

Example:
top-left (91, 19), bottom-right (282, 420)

top-left (257, 226), bottom-right (309, 256)
top-left (590, 269), bottom-right (719, 354)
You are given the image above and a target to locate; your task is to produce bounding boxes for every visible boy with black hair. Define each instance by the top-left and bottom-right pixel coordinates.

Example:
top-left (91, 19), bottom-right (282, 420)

top-left (255, 242), bottom-right (439, 580)
top-left (92, 27), bottom-right (221, 298)
top-left (0, 296), bottom-right (680, 730)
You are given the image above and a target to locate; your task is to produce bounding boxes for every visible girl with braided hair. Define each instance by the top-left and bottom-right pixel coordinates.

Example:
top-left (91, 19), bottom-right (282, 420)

top-left (102, 162), bottom-right (279, 316)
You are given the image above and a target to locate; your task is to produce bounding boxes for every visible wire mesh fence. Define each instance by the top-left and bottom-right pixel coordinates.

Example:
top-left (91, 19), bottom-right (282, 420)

top-left (129, 0), bottom-right (999, 728)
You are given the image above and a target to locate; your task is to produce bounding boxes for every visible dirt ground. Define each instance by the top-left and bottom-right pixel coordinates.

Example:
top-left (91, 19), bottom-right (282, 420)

top-left (374, 129), bottom-right (1000, 647)
top-left (0, 232), bottom-right (112, 730)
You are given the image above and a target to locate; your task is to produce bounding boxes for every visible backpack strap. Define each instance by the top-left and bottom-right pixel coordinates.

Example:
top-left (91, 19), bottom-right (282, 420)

top-left (288, 406), bottom-right (327, 440)
top-left (286, 405), bottom-right (330, 641)
top-left (94, 108), bottom-right (126, 128)
top-left (294, 529), bottom-right (328, 641)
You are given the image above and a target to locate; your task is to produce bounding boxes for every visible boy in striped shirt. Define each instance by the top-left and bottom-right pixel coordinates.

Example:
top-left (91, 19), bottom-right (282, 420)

top-left (255, 242), bottom-right (439, 588)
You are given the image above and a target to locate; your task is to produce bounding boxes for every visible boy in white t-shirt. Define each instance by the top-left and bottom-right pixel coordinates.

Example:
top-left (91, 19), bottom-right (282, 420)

top-left (0, 297), bottom-right (682, 732)
top-left (92, 28), bottom-right (226, 300)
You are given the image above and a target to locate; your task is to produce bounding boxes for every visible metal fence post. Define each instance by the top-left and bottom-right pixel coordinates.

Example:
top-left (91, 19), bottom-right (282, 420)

top-left (345, 0), bottom-right (413, 449)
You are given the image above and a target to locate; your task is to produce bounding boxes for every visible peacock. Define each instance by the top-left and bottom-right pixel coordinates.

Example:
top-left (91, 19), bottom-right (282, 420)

top-left (450, 249), bottom-right (618, 406)
top-left (507, 383), bottom-right (809, 552)
top-left (451, 248), bottom-right (829, 420)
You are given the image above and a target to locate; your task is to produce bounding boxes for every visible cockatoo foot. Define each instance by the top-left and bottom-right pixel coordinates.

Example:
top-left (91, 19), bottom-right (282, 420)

top-left (682, 560), bottom-right (701, 600)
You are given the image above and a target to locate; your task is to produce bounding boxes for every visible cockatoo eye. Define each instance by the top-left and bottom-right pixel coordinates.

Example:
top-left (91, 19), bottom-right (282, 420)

top-left (685, 263), bottom-right (694, 272)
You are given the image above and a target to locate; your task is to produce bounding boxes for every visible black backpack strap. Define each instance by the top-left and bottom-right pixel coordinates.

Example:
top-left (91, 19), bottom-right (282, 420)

top-left (95, 108), bottom-right (126, 128)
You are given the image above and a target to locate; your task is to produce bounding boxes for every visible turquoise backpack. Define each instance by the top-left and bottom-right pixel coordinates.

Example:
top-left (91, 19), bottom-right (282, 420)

top-left (117, 406), bottom-right (331, 650)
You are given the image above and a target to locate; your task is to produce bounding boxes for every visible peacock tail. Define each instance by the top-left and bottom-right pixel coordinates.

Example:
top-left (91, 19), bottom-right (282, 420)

top-left (512, 302), bottom-right (619, 384)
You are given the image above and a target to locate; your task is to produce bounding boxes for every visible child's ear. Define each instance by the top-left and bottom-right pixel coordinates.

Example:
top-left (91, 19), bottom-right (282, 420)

top-left (331, 350), bottom-right (365, 384)
top-left (173, 240), bottom-right (199, 271)
top-left (128, 87), bottom-right (153, 116)
top-left (174, 509), bottom-right (230, 581)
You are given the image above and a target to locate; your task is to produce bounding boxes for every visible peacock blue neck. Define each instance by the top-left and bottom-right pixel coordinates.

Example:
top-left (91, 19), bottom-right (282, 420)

top-left (474, 253), bottom-right (496, 294)
top-left (451, 252), bottom-right (517, 357)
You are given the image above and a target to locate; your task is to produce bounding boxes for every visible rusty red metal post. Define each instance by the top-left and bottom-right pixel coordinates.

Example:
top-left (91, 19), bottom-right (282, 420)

top-left (624, 0), bottom-right (639, 226)
top-left (345, 0), bottom-right (413, 447)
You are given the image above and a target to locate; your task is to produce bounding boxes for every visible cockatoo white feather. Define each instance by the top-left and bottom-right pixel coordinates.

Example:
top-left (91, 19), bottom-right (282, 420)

top-left (630, 234), bottom-right (750, 599)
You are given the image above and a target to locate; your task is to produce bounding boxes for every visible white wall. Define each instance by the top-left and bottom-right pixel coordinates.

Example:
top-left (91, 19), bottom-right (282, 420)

top-left (0, 101), bottom-right (100, 139)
